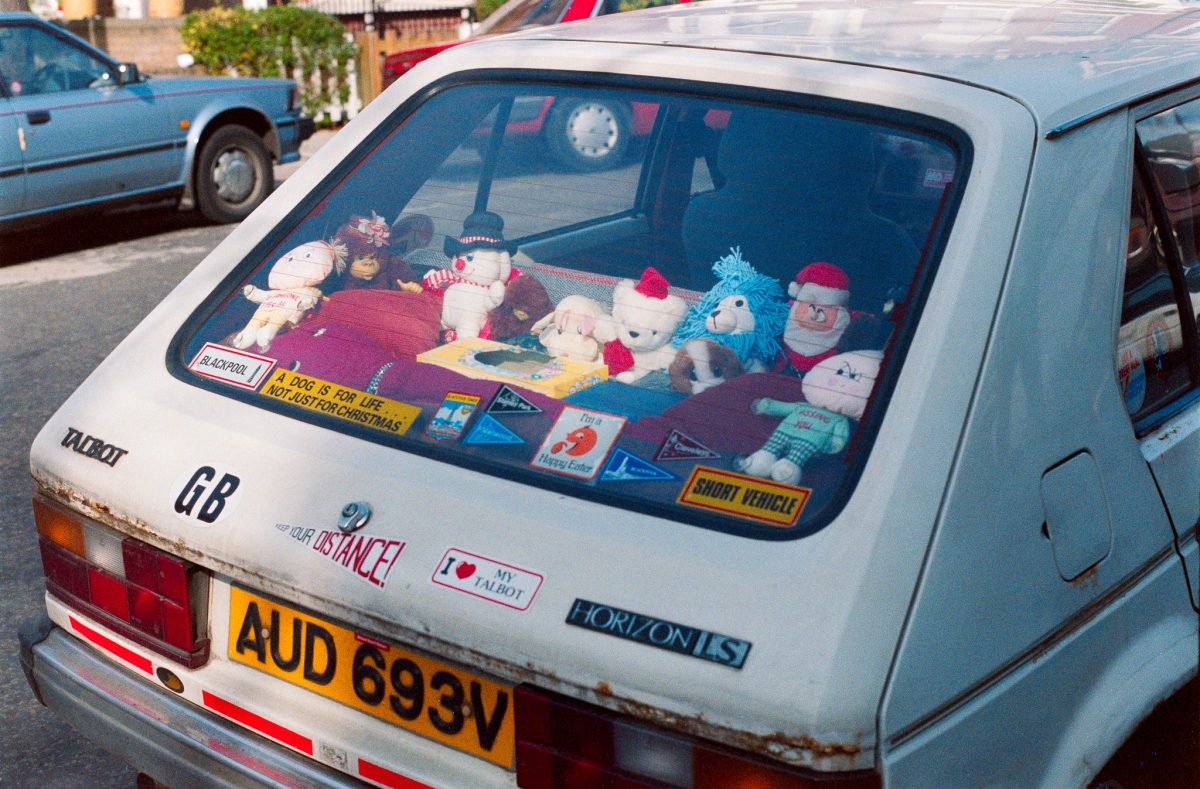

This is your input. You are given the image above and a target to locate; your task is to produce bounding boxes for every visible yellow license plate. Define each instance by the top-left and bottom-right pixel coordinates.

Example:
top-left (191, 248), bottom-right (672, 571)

top-left (228, 586), bottom-right (514, 768)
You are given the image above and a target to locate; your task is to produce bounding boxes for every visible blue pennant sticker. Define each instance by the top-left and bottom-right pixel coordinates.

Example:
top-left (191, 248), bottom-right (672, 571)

top-left (599, 448), bottom-right (677, 483)
top-left (464, 413), bottom-right (525, 446)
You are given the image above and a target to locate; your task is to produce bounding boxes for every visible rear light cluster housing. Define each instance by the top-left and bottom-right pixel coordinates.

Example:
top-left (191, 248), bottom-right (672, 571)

top-left (34, 494), bottom-right (211, 668)
top-left (514, 686), bottom-right (881, 789)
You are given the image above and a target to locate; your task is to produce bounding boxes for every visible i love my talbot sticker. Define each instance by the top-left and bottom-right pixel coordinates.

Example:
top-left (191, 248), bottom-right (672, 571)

top-left (432, 548), bottom-right (544, 611)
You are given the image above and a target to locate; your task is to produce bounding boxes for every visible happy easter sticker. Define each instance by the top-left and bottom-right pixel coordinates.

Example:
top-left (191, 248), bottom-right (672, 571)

top-left (530, 407), bottom-right (626, 481)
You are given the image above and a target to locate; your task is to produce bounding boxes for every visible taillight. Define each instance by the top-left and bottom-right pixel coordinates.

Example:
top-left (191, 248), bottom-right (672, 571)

top-left (34, 494), bottom-right (211, 668)
top-left (514, 686), bottom-right (880, 789)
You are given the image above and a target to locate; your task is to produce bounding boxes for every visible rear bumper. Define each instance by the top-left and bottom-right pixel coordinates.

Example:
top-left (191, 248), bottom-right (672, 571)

top-left (18, 614), bottom-right (358, 789)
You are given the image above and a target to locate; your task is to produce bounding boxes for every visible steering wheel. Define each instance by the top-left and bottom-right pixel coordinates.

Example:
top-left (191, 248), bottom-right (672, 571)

top-left (29, 62), bottom-right (67, 93)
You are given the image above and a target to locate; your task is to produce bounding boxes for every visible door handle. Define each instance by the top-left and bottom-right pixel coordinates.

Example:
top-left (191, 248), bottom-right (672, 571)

top-left (26, 110), bottom-right (51, 125)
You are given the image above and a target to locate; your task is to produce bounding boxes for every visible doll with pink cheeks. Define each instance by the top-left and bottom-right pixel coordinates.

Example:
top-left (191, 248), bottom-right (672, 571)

top-left (231, 239), bottom-right (346, 352)
top-left (738, 349), bottom-right (882, 485)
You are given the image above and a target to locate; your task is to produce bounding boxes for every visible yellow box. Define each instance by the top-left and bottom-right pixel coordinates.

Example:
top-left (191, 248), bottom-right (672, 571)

top-left (417, 338), bottom-right (607, 399)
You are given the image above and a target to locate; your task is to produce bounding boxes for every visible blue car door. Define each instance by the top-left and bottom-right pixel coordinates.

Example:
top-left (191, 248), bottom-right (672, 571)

top-left (2, 20), bottom-right (184, 214)
top-left (0, 94), bottom-right (23, 216)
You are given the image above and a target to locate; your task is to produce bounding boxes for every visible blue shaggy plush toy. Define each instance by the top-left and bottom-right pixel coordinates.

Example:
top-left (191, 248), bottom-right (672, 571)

top-left (672, 248), bottom-right (790, 373)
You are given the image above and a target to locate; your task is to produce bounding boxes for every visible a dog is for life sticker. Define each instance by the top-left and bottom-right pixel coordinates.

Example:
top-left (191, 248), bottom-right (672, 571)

top-left (678, 466), bottom-right (811, 527)
top-left (432, 548), bottom-right (544, 611)
top-left (531, 406), bottom-right (626, 480)
top-left (188, 342), bottom-right (275, 390)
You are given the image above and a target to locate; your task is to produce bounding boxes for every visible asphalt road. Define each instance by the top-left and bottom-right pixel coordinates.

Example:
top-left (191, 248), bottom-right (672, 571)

top-left (0, 132), bottom-right (330, 789)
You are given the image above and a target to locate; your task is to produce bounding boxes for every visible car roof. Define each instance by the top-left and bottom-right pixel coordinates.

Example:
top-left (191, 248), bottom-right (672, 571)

top-left (522, 0), bottom-right (1200, 131)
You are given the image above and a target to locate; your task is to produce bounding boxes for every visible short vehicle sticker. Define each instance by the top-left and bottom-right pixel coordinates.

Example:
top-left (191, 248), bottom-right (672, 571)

top-left (654, 429), bottom-right (718, 462)
top-left (432, 548), bottom-right (544, 611)
top-left (425, 392), bottom-right (481, 441)
top-left (487, 385), bottom-right (542, 415)
top-left (276, 521), bottom-right (405, 589)
top-left (530, 407), bottom-right (626, 481)
top-left (188, 342), bottom-right (275, 390)
top-left (677, 466), bottom-right (810, 527)
top-left (172, 465), bottom-right (242, 526)
top-left (464, 414), bottom-right (525, 446)
top-left (599, 448), bottom-right (676, 483)
top-left (60, 426), bottom-right (128, 467)
top-left (565, 599), bottom-right (751, 669)
top-left (260, 369), bottom-right (419, 437)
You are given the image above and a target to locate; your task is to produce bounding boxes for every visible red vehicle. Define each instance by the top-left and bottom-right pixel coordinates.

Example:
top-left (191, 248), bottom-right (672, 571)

top-left (382, 0), bottom-right (686, 170)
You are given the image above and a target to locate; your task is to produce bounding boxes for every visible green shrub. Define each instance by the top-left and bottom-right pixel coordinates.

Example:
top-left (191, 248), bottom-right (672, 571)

top-left (181, 6), bottom-right (357, 121)
top-left (476, 0), bottom-right (506, 21)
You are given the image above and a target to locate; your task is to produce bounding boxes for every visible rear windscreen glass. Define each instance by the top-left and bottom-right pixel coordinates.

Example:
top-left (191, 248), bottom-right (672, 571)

top-left (176, 78), bottom-right (965, 537)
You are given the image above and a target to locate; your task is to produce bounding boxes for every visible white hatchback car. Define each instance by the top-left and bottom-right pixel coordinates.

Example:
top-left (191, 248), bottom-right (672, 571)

top-left (18, 0), bottom-right (1200, 786)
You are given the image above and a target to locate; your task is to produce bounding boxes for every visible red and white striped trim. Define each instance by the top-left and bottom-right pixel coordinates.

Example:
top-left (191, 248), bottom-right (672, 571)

top-left (69, 615), bottom-right (152, 674)
top-left (202, 690), bottom-right (314, 755)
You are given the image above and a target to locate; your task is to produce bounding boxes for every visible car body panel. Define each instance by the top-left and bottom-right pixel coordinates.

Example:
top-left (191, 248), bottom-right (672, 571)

top-left (0, 97), bottom-right (22, 214)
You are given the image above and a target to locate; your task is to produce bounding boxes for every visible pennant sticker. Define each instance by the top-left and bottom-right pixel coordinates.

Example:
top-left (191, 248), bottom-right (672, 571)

top-left (425, 392), bottom-right (481, 441)
top-left (654, 429), bottom-right (719, 462)
top-left (599, 448), bottom-right (676, 483)
top-left (531, 407), bottom-right (626, 481)
top-left (487, 385), bottom-right (542, 415)
top-left (464, 414), bottom-right (525, 445)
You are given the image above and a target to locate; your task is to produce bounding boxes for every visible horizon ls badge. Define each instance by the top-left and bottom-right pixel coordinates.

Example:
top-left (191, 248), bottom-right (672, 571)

top-left (565, 599), bottom-right (751, 669)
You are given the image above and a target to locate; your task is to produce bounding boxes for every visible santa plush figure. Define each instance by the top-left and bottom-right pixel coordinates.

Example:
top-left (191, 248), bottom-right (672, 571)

top-left (783, 262), bottom-right (851, 373)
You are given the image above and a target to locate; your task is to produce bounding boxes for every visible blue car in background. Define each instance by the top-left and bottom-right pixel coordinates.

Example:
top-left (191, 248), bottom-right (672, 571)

top-left (0, 12), bottom-right (313, 231)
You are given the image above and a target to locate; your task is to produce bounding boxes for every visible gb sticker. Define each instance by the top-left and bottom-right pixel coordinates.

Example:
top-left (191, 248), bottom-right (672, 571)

top-left (172, 465), bottom-right (242, 526)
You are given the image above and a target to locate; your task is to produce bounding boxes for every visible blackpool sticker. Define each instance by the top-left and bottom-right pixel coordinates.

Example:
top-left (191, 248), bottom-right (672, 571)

top-left (566, 599), bottom-right (751, 669)
top-left (464, 414), bottom-right (525, 446)
top-left (261, 370), bottom-right (419, 437)
top-left (677, 466), bottom-right (810, 527)
top-left (432, 548), bottom-right (544, 611)
top-left (188, 342), bottom-right (275, 390)
top-left (487, 385), bottom-right (542, 415)
top-left (599, 448), bottom-right (676, 483)
top-left (654, 429), bottom-right (718, 462)
top-left (531, 407), bottom-right (626, 481)
top-left (276, 522), bottom-right (406, 590)
top-left (425, 392), bottom-right (481, 441)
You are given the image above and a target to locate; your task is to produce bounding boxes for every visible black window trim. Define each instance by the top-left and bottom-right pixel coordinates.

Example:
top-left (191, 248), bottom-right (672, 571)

top-left (165, 67), bottom-right (973, 542)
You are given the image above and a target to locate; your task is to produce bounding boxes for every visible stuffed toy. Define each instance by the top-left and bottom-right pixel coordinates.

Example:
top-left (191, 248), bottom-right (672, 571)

top-left (531, 294), bottom-right (608, 362)
top-left (422, 211), bottom-right (515, 341)
top-left (231, 239), bottom-right (346, 352)
top-left (673, 248), bottom-right (790, 372)
top-left (486, 271), bottom-right (554, 341)
top-left (782, 261), bottom-right (853, 373)
top-left (333, 211), bottom-right (418, 291)
top-left (737, 349), bottom-right (883, 485)
top-left (600, 267), bottom-right (688, 384)
top-left (669, 338), bottom-right (745, 395)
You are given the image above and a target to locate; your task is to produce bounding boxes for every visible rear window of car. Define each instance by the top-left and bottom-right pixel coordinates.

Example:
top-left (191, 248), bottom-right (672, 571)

top-left (174, 76), bottom-right (967, 538)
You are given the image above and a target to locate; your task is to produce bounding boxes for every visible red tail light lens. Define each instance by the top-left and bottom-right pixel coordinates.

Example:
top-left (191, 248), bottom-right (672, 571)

top-left (514, 686), bottom-right (881, 789)
top-left (34, 494), bottom-right (211, 668)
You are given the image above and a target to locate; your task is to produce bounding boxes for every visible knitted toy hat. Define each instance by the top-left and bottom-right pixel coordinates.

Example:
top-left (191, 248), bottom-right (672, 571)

top-left (444, 211), bottom-right (518, 257)
top-left (789, 262), bottom-right (849, 306)
top-left (634, 266), bottom-right (671, 299)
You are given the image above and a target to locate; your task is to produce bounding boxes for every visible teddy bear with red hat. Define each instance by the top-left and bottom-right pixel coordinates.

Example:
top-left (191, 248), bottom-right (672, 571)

top-left (782, 261), bottom-right (854, 373)
top-left (600, 267), bottom-right (689, 384)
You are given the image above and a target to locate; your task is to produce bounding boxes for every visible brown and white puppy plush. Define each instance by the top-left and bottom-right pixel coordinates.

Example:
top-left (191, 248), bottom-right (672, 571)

top-left (669, 338), bottom-right (745, 395)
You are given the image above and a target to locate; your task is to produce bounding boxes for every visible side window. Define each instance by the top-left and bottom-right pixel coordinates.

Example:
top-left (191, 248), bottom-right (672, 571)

top-left (1117, 175), bottom-right (1191, 421)
top-left (0, 26), bottom-right (109, 97)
